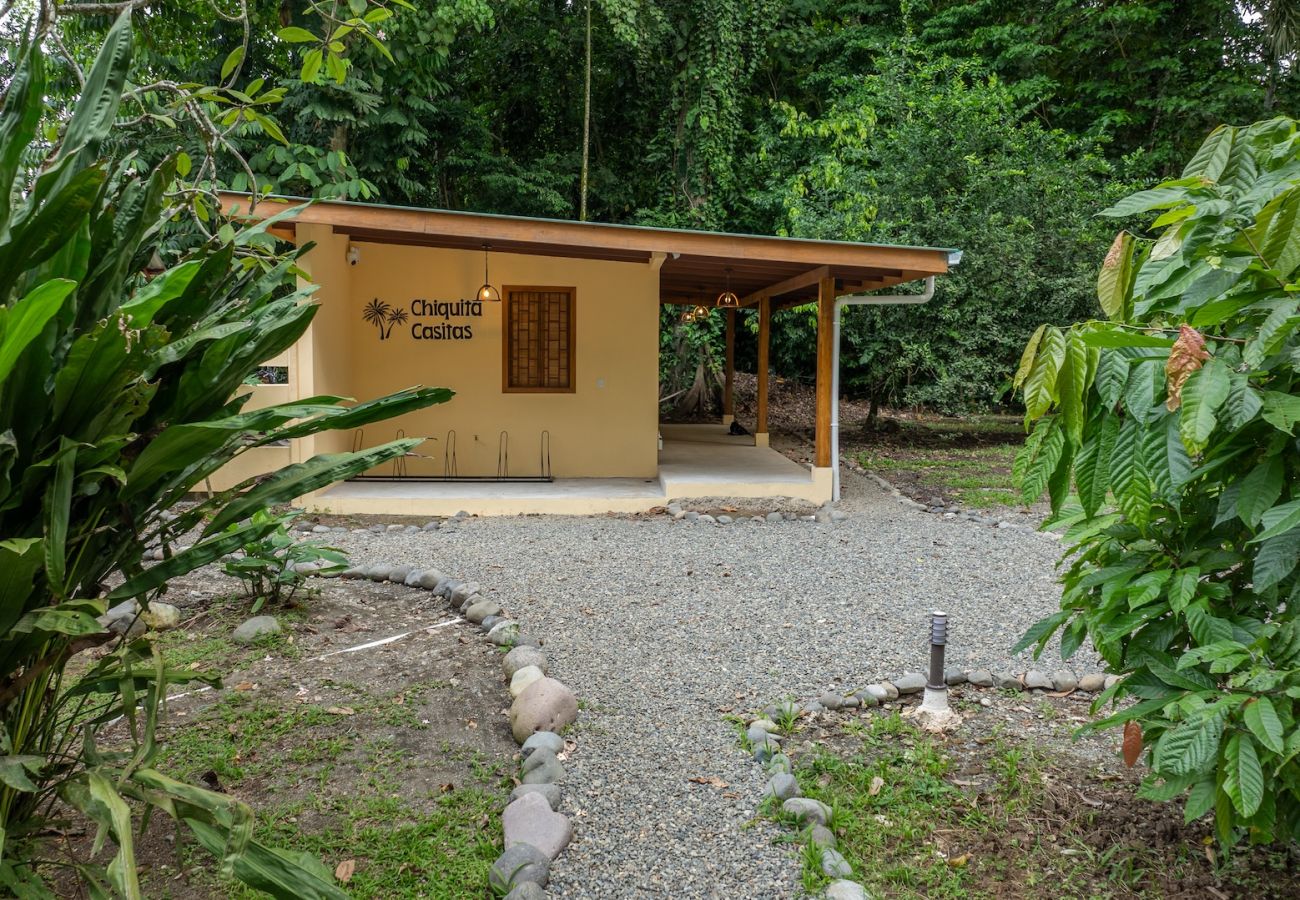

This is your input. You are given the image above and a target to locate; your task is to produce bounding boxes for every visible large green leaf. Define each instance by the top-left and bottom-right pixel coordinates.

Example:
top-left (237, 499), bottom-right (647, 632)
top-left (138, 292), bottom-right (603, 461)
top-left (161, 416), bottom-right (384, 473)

top-left (0, 38), bottom-right (45, 235)
top-left (0, 279), bottom-right (76, 385)
top-left (1251, 499), bottom-right (1300, 543)
top-left (205, 441), bottom-right (423, 533)
top-left (1156, 707), bottom-right (1226, 776)
top-left (1244, 697), bottom-right (1285, 754)
top-left (1096, 232), bottom-right (1135, 320)
top-left (1223, 733), bottom-right (1264, 817)
top-left (1023, 326), bottom-right (1066, 420)
top-left (1253, 530), bottom-right (1300, 592)
top-left (1075, 410), bottom-right (1119, 516)
top-left (1236, 455), bottom-right (1284, 527)
top-left (1178, 358), bottom-right (1229, 454)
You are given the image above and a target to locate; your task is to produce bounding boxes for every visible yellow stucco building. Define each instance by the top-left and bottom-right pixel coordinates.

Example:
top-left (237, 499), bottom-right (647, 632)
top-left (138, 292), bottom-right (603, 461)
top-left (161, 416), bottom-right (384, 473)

top-left (216, 195), bottom-right (957, 516)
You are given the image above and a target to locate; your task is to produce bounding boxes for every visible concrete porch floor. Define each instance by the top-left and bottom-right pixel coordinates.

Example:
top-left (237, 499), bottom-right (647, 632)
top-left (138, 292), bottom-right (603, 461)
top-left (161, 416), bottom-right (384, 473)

top-left (307, 423), bottom-right (829, 516)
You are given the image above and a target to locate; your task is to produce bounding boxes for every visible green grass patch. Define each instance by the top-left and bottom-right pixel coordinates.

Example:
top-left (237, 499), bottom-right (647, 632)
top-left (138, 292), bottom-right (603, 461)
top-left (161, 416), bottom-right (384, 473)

top-left (772, 712), bottom-right (1295, 899)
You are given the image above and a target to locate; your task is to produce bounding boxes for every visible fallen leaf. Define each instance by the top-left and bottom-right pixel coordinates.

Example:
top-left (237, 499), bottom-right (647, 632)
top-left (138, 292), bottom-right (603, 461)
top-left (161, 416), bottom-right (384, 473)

top-left (466, 719), bottom-right (477, 729)
top-left (948, 853), bottom-right (970, 868)
top-left (439, 783), bottom-right (455, 793)
top-left (334, 860), bottom-right (355, 883)
top-left (326, 706), bottom-right (356, 716)
top-left (233, 681), bottom-right (254, 692)
top-left (689, 775), bottom-right (729, 788)
top-left (869, 776), bottom-right (884, 797)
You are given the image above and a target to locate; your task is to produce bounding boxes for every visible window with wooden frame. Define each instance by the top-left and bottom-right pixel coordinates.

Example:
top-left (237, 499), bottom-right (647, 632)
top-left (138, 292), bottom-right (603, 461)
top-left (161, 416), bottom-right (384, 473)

top-left (503, 286), bottom-right (576, 393)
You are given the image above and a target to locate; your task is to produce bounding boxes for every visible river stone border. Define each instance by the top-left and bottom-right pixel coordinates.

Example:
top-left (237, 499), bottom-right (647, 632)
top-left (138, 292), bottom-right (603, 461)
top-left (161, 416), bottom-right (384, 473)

top-left (737, 665), bottom-right (1118, 899)
top-left (303, 550), bottom-right (576, 899)
top-left (849, 460), bottom-right (1050, 533)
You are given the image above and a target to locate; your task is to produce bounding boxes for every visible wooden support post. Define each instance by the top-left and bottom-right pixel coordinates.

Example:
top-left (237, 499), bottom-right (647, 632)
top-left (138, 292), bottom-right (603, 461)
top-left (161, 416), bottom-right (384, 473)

top-left (756, 297), bottom-right (770, 446)
top-left (723, 308), bottom-right (736, 425)
top-left (815, 275), bottom-right (835, 469)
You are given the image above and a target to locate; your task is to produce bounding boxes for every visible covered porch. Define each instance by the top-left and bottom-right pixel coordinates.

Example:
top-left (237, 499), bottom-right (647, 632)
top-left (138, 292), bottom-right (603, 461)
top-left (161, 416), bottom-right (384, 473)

top-left (310, 423), bottom-right (824, 516)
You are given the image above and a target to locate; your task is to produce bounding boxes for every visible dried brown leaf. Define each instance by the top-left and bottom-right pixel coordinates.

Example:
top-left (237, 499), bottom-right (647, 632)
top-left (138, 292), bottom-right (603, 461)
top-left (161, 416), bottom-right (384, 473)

top-left (869, 776), bottom-right (885, 796)
top-left (334, 860), bottom-right (355, 883)
top-left (1165, 324), bottom-right (1210, 411)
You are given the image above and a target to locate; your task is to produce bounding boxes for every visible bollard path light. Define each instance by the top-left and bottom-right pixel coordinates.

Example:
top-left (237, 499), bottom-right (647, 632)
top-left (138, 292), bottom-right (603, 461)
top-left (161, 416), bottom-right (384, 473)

top-left (920, 610), bottom-right (951, 717)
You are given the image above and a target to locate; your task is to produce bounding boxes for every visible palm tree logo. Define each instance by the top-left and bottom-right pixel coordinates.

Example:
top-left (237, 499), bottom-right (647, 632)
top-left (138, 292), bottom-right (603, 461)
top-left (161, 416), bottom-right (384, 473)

top-left (363, 298), bottom-right (391, 338)
top-left (383, 307), bottom-right (408, 338)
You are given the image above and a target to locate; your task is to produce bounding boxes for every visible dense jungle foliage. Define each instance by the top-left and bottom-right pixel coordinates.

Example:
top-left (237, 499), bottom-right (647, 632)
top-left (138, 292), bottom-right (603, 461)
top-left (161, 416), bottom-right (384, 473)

top-left (13, 1), bottom-right (1298, 412)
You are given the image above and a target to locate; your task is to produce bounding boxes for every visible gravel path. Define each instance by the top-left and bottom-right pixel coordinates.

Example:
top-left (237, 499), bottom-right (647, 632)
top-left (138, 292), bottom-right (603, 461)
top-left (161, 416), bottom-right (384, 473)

top-left (327, 469), bottom-right (1092, 898)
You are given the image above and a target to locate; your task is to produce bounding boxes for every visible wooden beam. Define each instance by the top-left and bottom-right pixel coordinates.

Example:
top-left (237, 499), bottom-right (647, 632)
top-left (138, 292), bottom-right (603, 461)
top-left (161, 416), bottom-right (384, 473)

top-left (757, 297), bottom-right (771, 439)
top-left (815, 276), bottom-right (835, 469)
top-left (724, 308), bottom-right (736, 421)
top-left (220, 192), bottom-right (953, 275)
top-left (739, 265), bottom-right (830, 307)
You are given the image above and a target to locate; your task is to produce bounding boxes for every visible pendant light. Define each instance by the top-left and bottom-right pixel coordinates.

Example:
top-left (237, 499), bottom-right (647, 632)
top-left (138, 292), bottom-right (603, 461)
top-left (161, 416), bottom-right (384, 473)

top-left (477, 243), bottom-right (501, 302)
top-left (715, 267), bottom-right (740, 308)
top-left (680, 307), bottom-right (697, 323)
top-left (691, 303), bottom-right (710, 320)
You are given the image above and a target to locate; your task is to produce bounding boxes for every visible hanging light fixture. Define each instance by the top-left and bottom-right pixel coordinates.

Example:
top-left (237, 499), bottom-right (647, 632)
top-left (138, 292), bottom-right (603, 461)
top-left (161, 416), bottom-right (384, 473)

top-left (715, 266), bottom-right (740, 308)
top-left (680, 307), bottom-right (697, 323)
top-left (691, 303), bottom-right (710, 320)
top-left (477, 243), bottom-right (501, 302)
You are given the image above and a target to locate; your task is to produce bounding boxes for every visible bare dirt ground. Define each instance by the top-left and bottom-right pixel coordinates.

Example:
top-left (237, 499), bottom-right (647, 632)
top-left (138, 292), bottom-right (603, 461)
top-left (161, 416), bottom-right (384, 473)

top-left (68, 572), bottom-right (517, 898)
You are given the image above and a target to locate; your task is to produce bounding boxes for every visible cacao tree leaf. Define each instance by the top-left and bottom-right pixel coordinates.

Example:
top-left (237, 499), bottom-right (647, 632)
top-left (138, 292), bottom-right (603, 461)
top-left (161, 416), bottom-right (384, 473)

top-left (1076, 411), bottom-right (1119, 516)
top-left (1244, 697), bottom-right (1285, 754)
top-left (1013, 323), bottom-right (1045, 391)
top-left (1157, 707), bottom-right (1226, 776)
top-left (1014, 416), bottom-right (1065, 506)
top-left (1251, 499), bottom-right (1300, 543)
top-left (1096, 231), bottom-right (1135, 320)
top-left (1179, 359), bottom-right (1230, 453)
top-left (1182, 125), bottom-right (1235, 182)
top-left (1224, 733), bottom-right (1264, 817)
top-left (1252, 530), bottom-right (1300, 591)
top-left (1100, 189), bottom-right (1191, 219)
top-left (1169, 568), bottom-right (1200, 613)
top-left (1184, 779), bottom-right (1217, 823)
top-left (1237, 456), bottom-right (1284, 527)
top-left (1260, 391), bottom-right (1300, 434)
top-left (1023, 326), bottom-right (1066, 420)
top-left (1111, 416), bottom-right (1151, 529)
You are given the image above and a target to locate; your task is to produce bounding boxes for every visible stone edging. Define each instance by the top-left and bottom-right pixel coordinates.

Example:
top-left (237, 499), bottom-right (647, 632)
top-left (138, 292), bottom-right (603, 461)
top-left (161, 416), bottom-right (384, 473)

top-left (851, 463), bottom-right (1048, 532)
top-left (310, 559), bottom-right (576, 899)
top-left (736, 665), bottom-right (1118, 900)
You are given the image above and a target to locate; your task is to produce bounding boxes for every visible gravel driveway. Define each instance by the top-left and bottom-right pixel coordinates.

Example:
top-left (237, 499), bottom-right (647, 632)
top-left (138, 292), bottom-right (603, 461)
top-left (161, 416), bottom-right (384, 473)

top-left (326, 469), bottom-right (1089, 898)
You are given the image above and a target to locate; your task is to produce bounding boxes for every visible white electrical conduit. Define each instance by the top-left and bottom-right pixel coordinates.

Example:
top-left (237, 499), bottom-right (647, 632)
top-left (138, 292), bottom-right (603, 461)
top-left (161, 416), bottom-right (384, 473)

top-left (831, 273), bottom-right (944, 501)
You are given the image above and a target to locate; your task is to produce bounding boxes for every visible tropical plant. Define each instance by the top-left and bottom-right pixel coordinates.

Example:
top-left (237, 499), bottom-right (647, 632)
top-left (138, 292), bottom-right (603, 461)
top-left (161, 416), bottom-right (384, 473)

top-left (0, 16), bottom-right (450, 896)
top-left (1012, 118), bottom-right (1300, 848)
top-left (223, 511), bottom-right (347, 611)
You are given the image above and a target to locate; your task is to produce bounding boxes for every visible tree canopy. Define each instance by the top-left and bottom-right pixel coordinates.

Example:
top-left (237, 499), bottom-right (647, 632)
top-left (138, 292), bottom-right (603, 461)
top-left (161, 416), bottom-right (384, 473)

top-left (18, 0), bottom-right (1297, 411)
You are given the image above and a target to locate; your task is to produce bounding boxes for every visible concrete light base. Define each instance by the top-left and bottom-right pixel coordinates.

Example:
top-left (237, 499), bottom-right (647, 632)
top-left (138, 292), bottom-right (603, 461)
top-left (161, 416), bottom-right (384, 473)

top-left (906, 687), bottom-right (962, 733)
top-left (754, 432), bottom-right (770, 447)
top-left (722, 414), bottom-right (735, 426)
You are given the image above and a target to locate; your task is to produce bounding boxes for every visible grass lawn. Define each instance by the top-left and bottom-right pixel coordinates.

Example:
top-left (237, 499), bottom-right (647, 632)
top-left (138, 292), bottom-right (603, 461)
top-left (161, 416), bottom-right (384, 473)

top-left (761, 710), bottom-right (1297, 899)
top-left (849, 413), bottom-right (1029, 510)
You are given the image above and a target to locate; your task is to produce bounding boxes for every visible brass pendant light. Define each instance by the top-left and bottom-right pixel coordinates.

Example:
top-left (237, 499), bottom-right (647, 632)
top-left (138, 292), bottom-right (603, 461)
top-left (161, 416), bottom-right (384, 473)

top-left (477, 243), bottom-right (501, 302)
top-left (715, 267), bottom-right (740, 308)
top-left (691, 303), bottom-right (710, 320)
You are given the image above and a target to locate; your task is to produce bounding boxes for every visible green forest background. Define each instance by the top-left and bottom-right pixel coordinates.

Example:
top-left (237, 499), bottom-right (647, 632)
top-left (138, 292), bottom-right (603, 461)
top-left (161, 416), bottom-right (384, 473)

top-left (24, 0), bottom-right (1299, 414)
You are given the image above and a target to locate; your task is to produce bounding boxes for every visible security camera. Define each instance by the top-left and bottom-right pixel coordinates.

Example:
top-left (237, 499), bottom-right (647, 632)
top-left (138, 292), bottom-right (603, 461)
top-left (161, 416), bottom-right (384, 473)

top-left (346, 244), bottom-right (360, 266)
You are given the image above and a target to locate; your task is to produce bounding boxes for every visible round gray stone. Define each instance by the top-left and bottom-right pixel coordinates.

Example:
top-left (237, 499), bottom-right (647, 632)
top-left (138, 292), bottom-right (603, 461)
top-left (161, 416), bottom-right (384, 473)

top-left (489, 843), bottom-right (550, 893)
top-left (806, 824), bottom-right (836, 849)
top-left (1051, 670), bottom-right (1078, 692)
top-left (1024, 670), bottom-right (1053, 690)
top-left (820, 848), bottom-right (852, 878)
top-left (1078, 673), bottom-right (1106, 692)
top-left (966, 669), bottom-right (994, 687)
top-left (231, 615), bottom-right (281, 645)
top-left (893, 672), bottom-right (926, 694)
top-left (417, 570), bottom-right (444, 591)
top-left (765, 773), bottom-right (800, 802)
top-left (521, 731), bottom-right (564, 758)
top-left (782, 797), bottom-right (831, 826)
top-left (464, 598), bottom-right (503, 624)
top-left (504, 883), bottom-right (547, 900)
top-left (510, 782), bottom-right (561, 810)
top-left (510, 678), bottom-right (578, 744)
top-left (505, 646), bottom-right (548, 680)
top-left (364, 564), bottom-right (392, 582)
top-left (503, 792), bottom-right (572, 860)
top-left (824, 880), bottom-right (870, 900)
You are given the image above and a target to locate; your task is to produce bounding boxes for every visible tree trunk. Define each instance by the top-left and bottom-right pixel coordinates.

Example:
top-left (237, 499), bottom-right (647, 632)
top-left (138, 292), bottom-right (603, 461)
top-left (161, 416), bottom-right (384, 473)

top-left (579, 0), bottom-right (591, 221)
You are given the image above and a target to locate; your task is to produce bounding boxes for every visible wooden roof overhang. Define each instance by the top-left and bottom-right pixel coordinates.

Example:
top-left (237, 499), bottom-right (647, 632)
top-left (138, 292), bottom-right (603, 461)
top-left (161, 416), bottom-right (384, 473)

top-left (219, 194), bottom-right (958, 307)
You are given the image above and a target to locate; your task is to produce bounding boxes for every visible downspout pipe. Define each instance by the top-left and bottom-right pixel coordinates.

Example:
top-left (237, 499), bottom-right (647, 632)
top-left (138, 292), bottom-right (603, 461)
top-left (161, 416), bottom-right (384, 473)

top-left (831, 273), bottom-right (943, 501)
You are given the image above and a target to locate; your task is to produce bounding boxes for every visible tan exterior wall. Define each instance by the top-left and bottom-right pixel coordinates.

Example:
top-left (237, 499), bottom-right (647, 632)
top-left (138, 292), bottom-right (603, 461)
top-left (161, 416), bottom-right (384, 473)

top-left (337, 239), bottom-right (661, 478)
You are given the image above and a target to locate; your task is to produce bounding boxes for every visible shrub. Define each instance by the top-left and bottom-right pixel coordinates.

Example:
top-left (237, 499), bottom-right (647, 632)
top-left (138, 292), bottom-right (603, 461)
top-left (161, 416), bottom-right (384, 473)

top-left (223, 511), bottom-right (347, 610)
top-left (1013, 117), bottom-right (1300, 847)
top-left (0, 16), bottom-right (449, 895)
